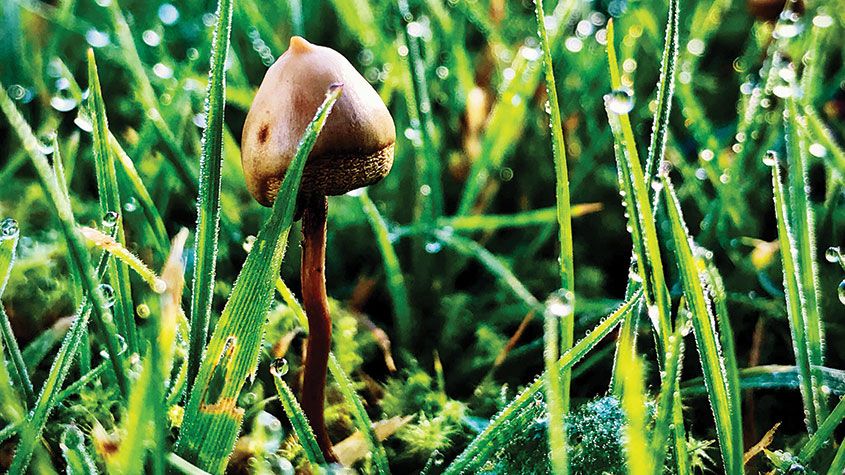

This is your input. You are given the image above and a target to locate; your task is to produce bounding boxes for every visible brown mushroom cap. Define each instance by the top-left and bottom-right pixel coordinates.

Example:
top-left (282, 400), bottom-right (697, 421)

top-left (241, 36), bottom-right (396, 207)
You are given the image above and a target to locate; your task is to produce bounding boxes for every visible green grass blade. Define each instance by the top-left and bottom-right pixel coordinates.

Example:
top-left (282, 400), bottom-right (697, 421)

top-left (443, 291), bottom-right (642, 474)
top-left (605, 20), bottom-right (672, 352)
top-left (437, 204), bottom-right (601, 231)
top-left (87, 49), bottom-right (138, 355)
top-left (187, 0), bottom-right (234, 397)
top-left (785, 97), bottom-right (828, 428)
top-left (769, 149), bottom-right (822, 434)
top-left (359, 191), bottom-right (412, 347)
top-left (802, 106), bottom-right (845, 178)
top-left (681, 365), bottom-right (845, 397)
top-left (175, 85), bottom-right (341, 474)
top-left (274, 277), bottom-right (391, 474)
top-left (79, 226), bottom-right (164, 292)
top-left (271, 367), bottom-right (327, 466)
top-left (0, 81), bottom-right (129, 398)
top-left (397, 0), bottom-right (444, 224)
top-left (828, 438), bottom-right (845, 475)
top-left (8, 301), bottom-right (93, 473)
top-left (659, 171), bottom-right (742, 474)
top-left (532, 0), bottom-right (575, 470)
top-left (0, 220), bottom-right (35, 407)
top-left (650, 323), bottom-right (686, 474)
top-left (799, 396), bottom-right (845, 463)
top-left (618, 329), bottom-right (654, 475)
top-left (61, 425), bottom-right (99, 475)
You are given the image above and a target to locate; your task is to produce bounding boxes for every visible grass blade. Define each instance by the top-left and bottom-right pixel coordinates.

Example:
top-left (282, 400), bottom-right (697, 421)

top-left (87, 48), bottom-right (138, 355)
top-left (0, 219), bottom-right (35, 407)
top-left (175, 85), bottom-right (341, 473)
top-left (799, 396), bottom-right (845, 463)
top-left (61, 425), bottom-right (99, 475)
top-left (271, 368), bottom-right (327, 466)
top-left (768, 148), bottom-right (823, 434)
top-left (443, 291), bottom-right (642, 474)
top-left (659, 171), bottom-right (742, 474)
top-left (532, 0), bottom-right (576, 470)
top-left (604, 20), bottom-right (673, 353)
top-left (359, 191), bottom-right (412, 348)
top-left (187, 0), bottom-right (234, 396)
top-left (79, 226), bottom-right (165, 292)
top-left (618, 329), bottom-right (654, 475)
top-left (0, 81), bottom-right (129, 397)
top-left (784, 97), bottom-right (828, 429)
top-left (649, 322), bottom-right (686, 474)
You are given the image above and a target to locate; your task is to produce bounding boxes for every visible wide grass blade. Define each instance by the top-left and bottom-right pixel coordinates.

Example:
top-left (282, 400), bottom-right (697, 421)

top-left (649, 322), bottom-right (687, 474)
top-left (87, 48), bottom-right (138, 355)
top-left (175, 85), bottom-right (341, 474)
top-left (187, 0), bottom-right (234, 396)
top-left (271, 369), bottom-right (327, 466)
top-left (0, 219), bottom-right (35, 407)
top-left (443, 291), bottom-right (642, 474)
top-left (532, 0), bottom-right (576, 470)
top-left (437, 204), bottom-right (602, 232)
top-left (659, 171), bottom-right (743, 474)
top-left (681, 365), bottom-right (845, 397)
top-left (799, 396), bottom-right (845, 463)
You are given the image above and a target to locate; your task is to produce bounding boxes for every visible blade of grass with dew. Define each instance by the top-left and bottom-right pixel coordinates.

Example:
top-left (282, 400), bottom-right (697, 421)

top-left (174, 85), bottom-right (341, 473)
top-left (8, 299), bottom-right (94, 473)
top-left (438, 204), bottom-right (602, 231)
top-left (681, 365), bottom-right (845, 397)
top-left (61, 425), bottom-right (99, 475)
top-left (88, 48), bottom-right (138, 355)
top-left (649, 321), bottom-right (688, 475)
top-left (533, 0), bottom-right (575, 471)
top-left (106, 0), bottom-right (198, 195)
top-left (785, 97), bottom-right (828, 429)
top-left (618, 329), bottom-right (654, 475)
top-left (456, 0), bottom-right (580, 215)
top-left (0, 219), bottom-right (35, 407)
top-left (802, 106), bottom-right (845, 177)
top-left (187, 0), bottom-right (234, 397)
top-left (397, 0), bottom-right (444, 224)
top-left (271, 370), bottom-right (327, 466)
top-left (0, 81), bottom-right (129, 397)
top-left (22, 317), bottom-right (71, 368)
top-left (770, 149), bottom-right (820, 432)
top-left (611, 0), bottom-right (679, 393)
top-left (605, 19), bottom-right (673, 352)
top-left (359, 190), bottom-right (412, 348)
top-left (443, 291), bottom-right (642, 474)
top-left (274, 277), bottom-right (391, 474)
top-left (79, 226), bottom-right (165, 293)
top-left (659, 171), bottom-right (742, 475)
top-left (799, 396), bottom-right (845, 464)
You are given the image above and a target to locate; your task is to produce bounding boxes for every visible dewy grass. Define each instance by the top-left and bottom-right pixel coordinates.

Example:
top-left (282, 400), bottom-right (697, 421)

top-left (175, 85), bottom-right (341, 473)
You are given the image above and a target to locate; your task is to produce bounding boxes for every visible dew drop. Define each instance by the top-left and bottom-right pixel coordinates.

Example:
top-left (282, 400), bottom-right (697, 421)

top-left (606, 88), bottom-right (634, 114)
top-left (98, 284), bottom-right (115, 307)
top-left (153, 278), bottom-right (167, 294)
top-left (838, 280), bottom-right (845, 305)
top-left (424, 241), bottom-right (442, 254)
top-left (762, 150), bottom-right (778, 167)
top-left (546, 289), bottom-right (574, 318)
top-left (85, 29), bottom-right (111, 48)
top-left (102, 211), bottom-right (119, 228)
top-left (270, 357), bottom-right (289, 377)
top-left (158, 4), bottom-right (180, 25)
top-left (825, 247), bottom-right (841, 263)
top-left (0, 218), bottom-right (19, 238)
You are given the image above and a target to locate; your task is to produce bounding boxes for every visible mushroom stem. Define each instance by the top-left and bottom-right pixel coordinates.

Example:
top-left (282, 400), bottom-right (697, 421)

top-left (300, 194), bottom-right (338, 462)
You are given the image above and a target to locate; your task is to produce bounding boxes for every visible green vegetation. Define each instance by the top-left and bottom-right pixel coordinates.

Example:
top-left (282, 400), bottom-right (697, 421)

top-left (1, 0), bottom-right (844, 473)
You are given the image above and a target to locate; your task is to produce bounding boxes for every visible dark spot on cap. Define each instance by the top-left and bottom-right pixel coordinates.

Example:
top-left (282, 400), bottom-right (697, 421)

top-left (258, 124), bottom-right (269, 144)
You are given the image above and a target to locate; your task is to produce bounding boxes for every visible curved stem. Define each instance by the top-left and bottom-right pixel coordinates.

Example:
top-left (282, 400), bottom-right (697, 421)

top-left (300, 195), bottom-right (337, 462)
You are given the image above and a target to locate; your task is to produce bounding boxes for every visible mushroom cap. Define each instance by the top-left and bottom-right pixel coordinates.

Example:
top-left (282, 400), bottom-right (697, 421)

top-left (242, 36), bottom-right (396, 207)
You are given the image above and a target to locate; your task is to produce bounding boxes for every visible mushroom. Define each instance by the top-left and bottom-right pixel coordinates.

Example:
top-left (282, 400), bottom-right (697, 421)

top-left (241, 36), bottom-right (395, 461)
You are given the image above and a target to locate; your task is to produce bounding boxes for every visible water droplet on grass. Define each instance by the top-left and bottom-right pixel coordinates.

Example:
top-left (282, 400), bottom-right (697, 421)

top-left (763, 150), bottom-right (778, 167)
top-left (825, 247), bottom-right (841, 263)
top-left (1, 218), bottom-right (19, 238)
top-left (98, 284), bottom-right (115, 307)
top-left (136, 304), bottom-right (150, 318)
top-left (838, 280), bottom-right (845, 305)
top-left (606, 88), bottom-right (634, 114)
top-left (158, 4), bottom-right (180, 25)
top-left (85, 29), bottom-right (110, 48)
top-left (270, 358), bottom-right (289, 377)
top-left (102, 211), bottom-right (119, 228)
